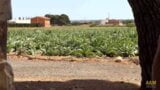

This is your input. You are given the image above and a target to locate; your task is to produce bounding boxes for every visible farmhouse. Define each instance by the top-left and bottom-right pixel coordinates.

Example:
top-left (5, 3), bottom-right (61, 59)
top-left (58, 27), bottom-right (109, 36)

top-left (31, 16), bottom-right (51, 27)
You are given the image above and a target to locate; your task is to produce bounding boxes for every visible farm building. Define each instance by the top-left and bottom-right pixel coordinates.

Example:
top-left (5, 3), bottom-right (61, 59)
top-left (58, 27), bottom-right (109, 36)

top-left (107, 19), bottom-right (123, 26)
top-left (97, 18), bottom-right (123, 26)
top-left (9, 18), bottom-right (31, 24)
top-left (31, 16), bottom-right (51, 27)
top-left (98, 19), bottom-right (109, 25)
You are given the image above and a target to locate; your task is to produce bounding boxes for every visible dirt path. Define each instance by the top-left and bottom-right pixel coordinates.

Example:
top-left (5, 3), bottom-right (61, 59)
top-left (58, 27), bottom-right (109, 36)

top-left (8, 56), bottom-right (141, 90)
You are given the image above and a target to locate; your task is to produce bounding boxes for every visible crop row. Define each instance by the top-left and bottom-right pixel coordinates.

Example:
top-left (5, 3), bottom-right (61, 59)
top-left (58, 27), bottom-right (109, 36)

top-left (8, 27), bottom-right (138, 57)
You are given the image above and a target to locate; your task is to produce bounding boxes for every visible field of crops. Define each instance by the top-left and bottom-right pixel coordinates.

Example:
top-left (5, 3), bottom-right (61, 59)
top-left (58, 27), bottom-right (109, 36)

top-left (8, 26), bottom-right (138, 57)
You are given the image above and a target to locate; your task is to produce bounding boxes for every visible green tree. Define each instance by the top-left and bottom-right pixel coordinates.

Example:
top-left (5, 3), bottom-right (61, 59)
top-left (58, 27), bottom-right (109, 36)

top-left (59, 14), bottom-right (71, 25)
top-left (45, 14), bottom-right (70, 26)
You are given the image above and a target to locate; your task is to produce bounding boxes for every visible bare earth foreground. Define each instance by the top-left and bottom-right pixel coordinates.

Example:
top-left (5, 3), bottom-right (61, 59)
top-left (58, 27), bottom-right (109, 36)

top-left (8, 54), bottom-right (141, 90)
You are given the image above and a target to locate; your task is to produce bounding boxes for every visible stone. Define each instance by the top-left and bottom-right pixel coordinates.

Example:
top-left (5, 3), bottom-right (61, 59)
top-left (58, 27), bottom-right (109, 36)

top-left (114, 56), bottom-right (123, 63)
top-left (0, 60), bottom-right (14, 90)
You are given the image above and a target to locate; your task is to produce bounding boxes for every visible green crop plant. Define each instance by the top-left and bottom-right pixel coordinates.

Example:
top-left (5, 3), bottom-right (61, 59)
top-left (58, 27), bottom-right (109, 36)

top-left (7, 26), bottom-right (138, 57)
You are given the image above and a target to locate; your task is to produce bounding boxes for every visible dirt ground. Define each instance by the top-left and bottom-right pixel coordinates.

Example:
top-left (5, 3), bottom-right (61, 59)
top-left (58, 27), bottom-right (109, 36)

top-left (7, 54), bottom-right (141, 90)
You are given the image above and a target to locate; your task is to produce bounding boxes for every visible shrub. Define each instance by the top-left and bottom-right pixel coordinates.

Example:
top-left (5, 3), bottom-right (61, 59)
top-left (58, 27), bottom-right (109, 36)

top-left (8, 23), bottom-right (42, 27)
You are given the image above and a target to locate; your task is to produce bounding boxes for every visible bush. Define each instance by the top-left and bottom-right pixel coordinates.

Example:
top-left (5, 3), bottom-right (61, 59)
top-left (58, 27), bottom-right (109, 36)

top-left (9, 23), bottom-right (42, 27)
top-left (126, 23), bottom-right (135, 27)
top-left (89, 24), bottom-right (97, 27)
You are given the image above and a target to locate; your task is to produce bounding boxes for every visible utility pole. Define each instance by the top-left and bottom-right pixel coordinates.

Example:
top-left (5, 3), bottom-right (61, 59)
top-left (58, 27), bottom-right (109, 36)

top-left (108, 12), bottom-right (110, 20)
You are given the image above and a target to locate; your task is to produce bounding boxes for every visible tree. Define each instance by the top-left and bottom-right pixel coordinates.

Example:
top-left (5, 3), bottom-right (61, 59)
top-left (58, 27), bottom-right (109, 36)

top-left (152, 36), bottom-right (160, 90)
top-left (0, 22), bottom-right (14, 90)
top-left (45, 14), bottom-right (71, 26)
top-left (0, 0), bottom-right (14, 89)
top-left (0, 22), bottom-right (8, 63)
top-left (122, 19), bottom-right (135, 27)
top-left (128, 0), bottom-right (160, 90)
top-left (59, 14), bottom-right (71, 25)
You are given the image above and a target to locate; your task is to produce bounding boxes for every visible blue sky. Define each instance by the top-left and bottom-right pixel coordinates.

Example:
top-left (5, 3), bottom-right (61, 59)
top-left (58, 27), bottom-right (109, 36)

top-left (12, 0), bottom-right (133, 20)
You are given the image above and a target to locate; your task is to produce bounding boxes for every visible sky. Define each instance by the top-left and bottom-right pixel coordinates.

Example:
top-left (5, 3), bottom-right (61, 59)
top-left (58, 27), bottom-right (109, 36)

top-left (12, 0), bottom-right (134, 20)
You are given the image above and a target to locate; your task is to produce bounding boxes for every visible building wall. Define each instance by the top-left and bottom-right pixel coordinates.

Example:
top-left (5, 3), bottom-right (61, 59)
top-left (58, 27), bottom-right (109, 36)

top-left (31, 17), bottom-right (51, 27)
top-left (44, 20), bottom-right (51, 27)
top-left (100, 20), bottom-right (109, 25)
top-left (108, 20), bottom-right (120, 25)
top-left (9, 19), bottom-right (31, 24)
top-left (31, 17), bottom-right (45, 26)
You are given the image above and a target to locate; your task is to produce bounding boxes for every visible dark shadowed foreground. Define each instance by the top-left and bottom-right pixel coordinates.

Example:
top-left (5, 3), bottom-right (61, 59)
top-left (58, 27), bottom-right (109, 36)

top-left (15, 80), bottom-right (139, 90)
